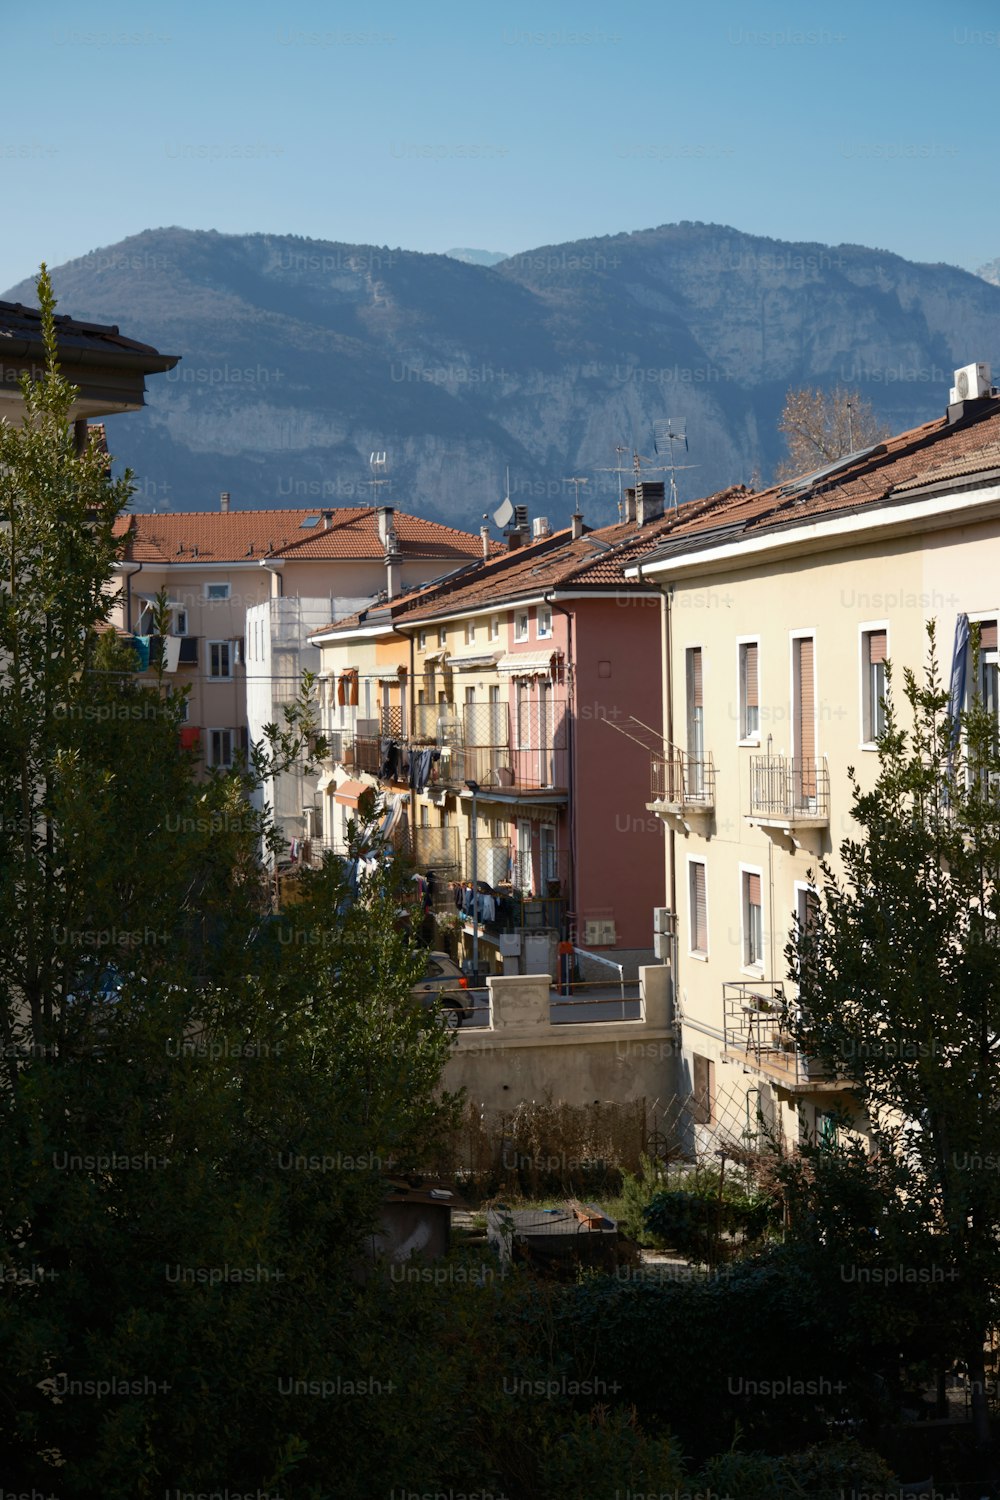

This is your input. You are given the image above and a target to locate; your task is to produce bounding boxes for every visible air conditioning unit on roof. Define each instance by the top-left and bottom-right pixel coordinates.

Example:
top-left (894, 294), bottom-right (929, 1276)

top-left (950, 362), bottom-right (992, 403)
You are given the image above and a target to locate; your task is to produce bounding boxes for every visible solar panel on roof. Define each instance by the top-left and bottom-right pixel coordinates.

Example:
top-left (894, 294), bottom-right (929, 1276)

top-left (300, 516), bottom-right (320, 527)
top-left (778, 442), bottom-right (887, 496)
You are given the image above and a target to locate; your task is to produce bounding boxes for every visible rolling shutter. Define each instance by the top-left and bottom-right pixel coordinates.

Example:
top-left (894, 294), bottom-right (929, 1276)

top-left (690, 647), bottom-right (703, 708)
top-left (979, 621), bottom-right (998, 650)
top-left (746, 871), bottom-right (762, 906)
top-left (795, 637), bottom-right (815, 797)
top-left (744, 642), bottom-right (759, 707)
top-left (867, 630), bottom-right (887, 664)
top-left (690, 862), bottom-right (707, 953)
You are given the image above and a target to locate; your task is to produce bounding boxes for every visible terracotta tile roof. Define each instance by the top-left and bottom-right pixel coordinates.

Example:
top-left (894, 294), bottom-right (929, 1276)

top-left (116, 507), bottom-right (498, 566)
top-left (635, 398), bottom-right (1000, 567)
top-left (314, 486), bottom-right (750, 636)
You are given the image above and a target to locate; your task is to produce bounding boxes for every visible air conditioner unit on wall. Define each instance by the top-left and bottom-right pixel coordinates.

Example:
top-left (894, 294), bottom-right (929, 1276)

top-left (653, 907), bottom-right (675, 935)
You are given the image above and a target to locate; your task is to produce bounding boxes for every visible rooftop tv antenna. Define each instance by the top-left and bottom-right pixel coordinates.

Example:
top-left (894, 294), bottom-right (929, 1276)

top-left (369, 451), bottom-right (390, 509)
top-left (653, 419), bottom-right (699, 509)
top-left (565, 476), bottom-right (588, 512)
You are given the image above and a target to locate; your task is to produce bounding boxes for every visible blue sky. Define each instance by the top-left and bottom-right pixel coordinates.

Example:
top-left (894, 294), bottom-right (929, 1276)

top-left (2, 0), bottom-right (997, 291)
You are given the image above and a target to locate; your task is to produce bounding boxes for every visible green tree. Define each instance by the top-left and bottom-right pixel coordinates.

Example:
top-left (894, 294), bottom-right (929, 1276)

top-left (787, 622), bottom-right (1000, 1465)
top-left (0, 271), bottom-right (461, 1492)
top-left (775, 384), bottom-right (891, 484)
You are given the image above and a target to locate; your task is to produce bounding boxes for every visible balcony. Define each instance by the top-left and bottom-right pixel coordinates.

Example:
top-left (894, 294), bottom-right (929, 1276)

top-left (721, 981), bottom-right (851, 1096)
top-left (747, 755), bottom-right (829, 838)
top-left (648, 748), bottom-right (715, 829)
top-left (444, 742), bottom-right (568, 798)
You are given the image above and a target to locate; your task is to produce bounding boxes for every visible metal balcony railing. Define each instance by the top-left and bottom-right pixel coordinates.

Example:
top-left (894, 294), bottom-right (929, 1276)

top-left (748, 755), bottom-right (829, 825)
top-left (722, 981), bottom-right (839, 1090)
top-left (441, 743), bottom-right (569, 794)
top-left (651, 749), bottom-right (715, 810)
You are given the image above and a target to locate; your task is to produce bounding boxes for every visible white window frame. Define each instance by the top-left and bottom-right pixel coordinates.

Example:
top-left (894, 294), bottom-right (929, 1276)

top-left (207, 728), bottom-right (234, 768)
top-left (438, 625), bottom-right (447, 648)
top-left (489, 615), bottom-right (500, 642)
top-left (736, 635), bottom-right (760, 745)
top-left (687, 855), bottom-right (708, 960)
top-left (208, 640), bottom-right (232, 679)
top-left (858, 620), bottom-right (889, 749)
top-left (739, 863), bottom-right (765, 975)
top-left (514, 611), bottom-right (529, 643)
top-left (174, 608), bottom-right (188, 637)
top-left (418, 629), bottom-right (427, 651)
top-left (465, 619), bottom-right (477, 646)
top-left (204, 582), bottom-right (231, 602)
top-left (537, 606), bottom-right (553, 640)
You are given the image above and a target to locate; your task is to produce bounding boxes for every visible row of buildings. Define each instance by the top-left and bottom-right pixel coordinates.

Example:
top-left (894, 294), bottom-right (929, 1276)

top-left (4, 293), bottom-right (998, 1149)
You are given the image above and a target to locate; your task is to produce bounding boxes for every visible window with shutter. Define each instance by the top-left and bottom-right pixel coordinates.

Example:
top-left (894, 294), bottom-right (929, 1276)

top-left (739, 641), bottom-right (759, 739)
top-left (793, 636), bottom-right (816, 801)
top-left (863, 629), bottom-right (888, 742)
top-left (743, 869), bottom-right (763, 968)
top-left (689, 860), bottom-right (708, 955)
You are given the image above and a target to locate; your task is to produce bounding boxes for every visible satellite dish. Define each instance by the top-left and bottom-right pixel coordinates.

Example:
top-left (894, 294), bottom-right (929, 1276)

top-left (493, 497), bottom-right (514, 529)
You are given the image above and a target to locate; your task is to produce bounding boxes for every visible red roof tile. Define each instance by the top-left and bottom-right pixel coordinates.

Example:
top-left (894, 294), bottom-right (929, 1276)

top-left (117, 507), bottom-right (499, 566)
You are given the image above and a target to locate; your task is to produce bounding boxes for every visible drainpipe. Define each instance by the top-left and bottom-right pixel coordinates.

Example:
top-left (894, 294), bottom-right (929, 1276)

top-left (118, 560), bottom-right (143, 633)
top-left (544, 592), bottom-right (577, 931)
top-left (394, 625), bottom-right (417, 738)
top-left (660, 577), bottom-right (679, 1016)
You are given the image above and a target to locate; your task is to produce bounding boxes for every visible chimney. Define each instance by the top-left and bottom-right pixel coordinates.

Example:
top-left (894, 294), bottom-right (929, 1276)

top-left (571, 511), bottom-right (584, 540)
top-left (623, 487), bottom-right (637, 523)
top-left (480, 523), bottom-right (491, 560)
top-left (377, 505), bottom-right (394, 548)
top-left (636, 481), bottom-right (665, 526)
top-left (220, 491), bottom-right (230, 513)
top-left (322, 509), bottom-right (334, 530)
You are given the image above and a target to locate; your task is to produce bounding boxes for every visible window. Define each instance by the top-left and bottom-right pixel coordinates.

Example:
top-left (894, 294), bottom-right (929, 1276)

top-left (691, 1054), bottom-right (715, 1125)
top-left (862, 628), bottom-right (887, 743)
top-left (792, 633), bottom-right (817, 804)
top-left (688, 859), bottom-right (708, 956)
top-left (742, 869), bottom-right (764, 969)
top-left (174, 609), bottom-right (188, 637)
top-left (465, 685), bottom-right (476, 707)
top-left (418, 630), bottom-right (427, 650)
top-left (686, 646), bottom-right (705, 796)
top-left (489, 616), bottom-right (500, 641)
top-left (205, 582), bottom-right (230, 601)
top-left (973, 620), bottom-right (998, 723)
top-left (438, 626), bottom-right (447, 648)
top-left (537, 606), bottom-right (552, 639)
top-left (738, 640), bottom-right (759, 740)
top-left (209, 641), bottom-right (232, 679)
top-left (208, 729), bottom-right (234, 768)
top-left (795, 883), bottom-right (821, 958)
top-left (465, 619), bottom-right (477, 646)
top-left (514, 611), bottom-right (529, 642)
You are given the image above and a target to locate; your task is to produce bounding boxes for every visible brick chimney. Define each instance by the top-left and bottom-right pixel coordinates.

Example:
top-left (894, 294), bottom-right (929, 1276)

top-left (636, 481), bottom-right (665, 526)
top-left (220, 491), bottom-right (231, 513)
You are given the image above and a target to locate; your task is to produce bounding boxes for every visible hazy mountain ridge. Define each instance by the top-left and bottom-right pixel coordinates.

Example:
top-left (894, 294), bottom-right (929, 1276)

top-left (5, 223), bottom-right (1000, 528)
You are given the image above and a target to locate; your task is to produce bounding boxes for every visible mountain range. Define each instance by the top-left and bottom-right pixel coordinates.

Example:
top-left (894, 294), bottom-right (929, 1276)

top-left (5, 223), bottom-right (1000, 531)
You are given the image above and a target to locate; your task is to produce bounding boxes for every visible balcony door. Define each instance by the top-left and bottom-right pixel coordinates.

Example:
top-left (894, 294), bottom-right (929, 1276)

top-left (792, 635), bottom-right (816, 807)
top-left (538, 678), bottom-right (554, 787)
top-left (686, 647), bottom-right (704, 796)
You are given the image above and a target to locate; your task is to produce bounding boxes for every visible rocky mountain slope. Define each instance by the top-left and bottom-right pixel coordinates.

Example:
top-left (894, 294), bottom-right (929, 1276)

top-left (5, 223), bottom-right (1000, 529)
